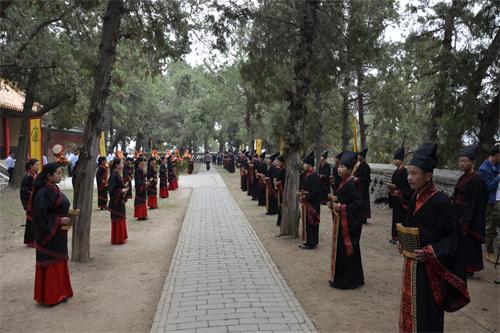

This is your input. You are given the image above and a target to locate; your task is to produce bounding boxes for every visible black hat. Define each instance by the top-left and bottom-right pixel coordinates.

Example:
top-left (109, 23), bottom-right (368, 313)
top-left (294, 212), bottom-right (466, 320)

top-left (270, 153), bottom-right (278, 161)
top-left (244, 151), bottom-right (249, 156)
top-left (394, 147), bottom-right (405, 161)
top-left (322, 151), bottom-right (328, 159)
top-left (359, 148), bottom-right (368, 159)
top-left (242, 150), bottom-right (247, 154)
top-left (259, 152), bottom-right (266, 159)
top-left (98, 156), bottom-right (106, 164)
top-left (335, 152), bottom-right (342, 160)
top-left (303, 151), bottom-right (315, 167)
top-left (339, 151), bottom-right (357, 169)
top-left (458, 145), bottom-right (478, 161)
top-left (278, 155), bottom-right (285, 163)
top-left (409, 143), bottom-right (438, 173)
top-left (126, 156), bottom-right (134, 161)
top-left (160, 156), bottom-right (165, 161)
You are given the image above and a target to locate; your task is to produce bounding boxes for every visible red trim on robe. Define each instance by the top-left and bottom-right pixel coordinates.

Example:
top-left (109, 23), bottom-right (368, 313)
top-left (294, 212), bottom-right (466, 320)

top-left (414, 183), bottom-right (438, 214)
top-left (339, 204), bottom-right (353, 256)
top-left (423, 245), bottom-right (470, 312)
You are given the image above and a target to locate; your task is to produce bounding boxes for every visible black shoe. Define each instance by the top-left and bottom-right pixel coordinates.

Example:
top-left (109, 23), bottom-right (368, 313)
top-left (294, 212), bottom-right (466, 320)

top-left (137, 217), bottom-right (149, 221)
top-left (299, 244), bottom-right (316, 250)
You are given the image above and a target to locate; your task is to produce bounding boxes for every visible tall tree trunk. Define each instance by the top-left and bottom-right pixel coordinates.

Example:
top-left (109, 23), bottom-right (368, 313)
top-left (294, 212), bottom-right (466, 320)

top-left (72, 0), bottom-right (124, 263)
top-left (280, 0), bottom-right (319, 237)
top-left (245, 96), bottom-right (255, 154)
top-left (341, 75), bottom-right (350, 151)
top-left (476, 92), bottom-right (499, 168)
top-left (357, 67), bottom-right (366, 150)
top-left (10, 72), bottom-right (36, 189)
top-left (108, 108), bottom-right (113, 152)
top-left (427, 0), bottom-right (458, 141)
top-left (135, 131), bottom-right (144, 152)
top-left (313, 91), bottom-right (324, 170)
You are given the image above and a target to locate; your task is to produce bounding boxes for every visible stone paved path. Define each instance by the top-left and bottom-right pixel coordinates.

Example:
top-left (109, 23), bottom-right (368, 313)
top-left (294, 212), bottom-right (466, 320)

top-left (151, 166), bottom-right (316, 333)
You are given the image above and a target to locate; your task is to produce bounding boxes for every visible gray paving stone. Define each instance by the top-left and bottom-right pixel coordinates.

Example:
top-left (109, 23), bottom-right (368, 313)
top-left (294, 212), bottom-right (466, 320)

top-left (150, 168), bottom-right (316, 333)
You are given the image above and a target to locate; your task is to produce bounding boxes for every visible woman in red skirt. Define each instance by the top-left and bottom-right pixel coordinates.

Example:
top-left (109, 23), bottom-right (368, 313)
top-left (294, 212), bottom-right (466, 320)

top-left (159, 156), bottom-right (169, 198)
top-left (108, 158), bottom-right (129, 244)
top-left (147, 157), bottom-right (158, 208)
top-left (20, 159), bottom-right (39, 246)
top-left (32, 163), bottom-right (73, 306)
top-left (167, 155), bottom-right (178, 190)
top-left (134, 157), bottom-right (149, 220)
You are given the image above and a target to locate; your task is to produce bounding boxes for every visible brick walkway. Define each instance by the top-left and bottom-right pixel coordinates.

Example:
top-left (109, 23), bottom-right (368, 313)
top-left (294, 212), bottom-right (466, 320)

top-left (151, 166), bottom-right (316, 333)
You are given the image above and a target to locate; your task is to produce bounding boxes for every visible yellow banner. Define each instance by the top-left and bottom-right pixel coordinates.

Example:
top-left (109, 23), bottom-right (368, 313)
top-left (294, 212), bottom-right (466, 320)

top-left (352, 116), bottom-right (358, 153)
top-left (29, 118), bottom-right (43, 165)
top-left (99, 131), bottom-right (106, 157)
top-left (279, 137), bottom-right (284, 156)
top-left (255, 139), bottom-right (262, 155)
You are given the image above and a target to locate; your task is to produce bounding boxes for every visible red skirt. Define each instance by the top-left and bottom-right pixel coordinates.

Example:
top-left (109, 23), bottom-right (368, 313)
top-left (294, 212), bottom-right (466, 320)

top-left (171, 180), bottom-right (178, 190)
top-left (111, 218), bottom-right (128, 244)
top-left (160, 187), bottom-right (169, 198)
top-left (134, 203), bottom-right (148, 219)
top-left (148, 195), bottom-right (158, 208)
top-left (34, 260), bottom-right (73, 305)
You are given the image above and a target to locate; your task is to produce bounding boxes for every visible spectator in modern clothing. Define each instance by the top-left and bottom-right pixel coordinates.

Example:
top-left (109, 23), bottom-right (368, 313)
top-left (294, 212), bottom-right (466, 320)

top-left (42, 155), bottom-right (48, 166)
top-left (204, 152), bottom-right (211, 171)
top-left (479, 145), bottom-right (500, 264)
top-left (5, 152), bottom-right (15, 185)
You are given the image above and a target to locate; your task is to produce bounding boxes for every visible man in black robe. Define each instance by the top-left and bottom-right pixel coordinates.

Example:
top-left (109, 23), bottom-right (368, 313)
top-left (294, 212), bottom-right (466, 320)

top-left (240, 151), bottom-right (248, 192)
top-left (257, 152), bottom-right (267, 206)
top-left (298, 151), bottom-right (322, 250)
top-left (275, 155), bottom-right (286, 226)
top-left (251, 154), bottom-right (261, 201)
top-left (387, 147), bottom-right (413, 244)
top-left (265, 153), bottom-right (279, 215)
top-left (452, 145), bottom-right (488, 277)
top-left (399, 143), bottom-right (469, 333)
top-left (354, 148), bottom-right (371, 224)
top-left (328, 151), bottom-right (364, 289)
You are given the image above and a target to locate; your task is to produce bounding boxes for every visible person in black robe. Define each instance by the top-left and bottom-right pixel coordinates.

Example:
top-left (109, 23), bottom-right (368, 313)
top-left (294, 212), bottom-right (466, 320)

top-left (400, 143), bottom-right (469, 333)
top-left (247, 153), bottom-right (256, 199)
top-left (228, 151), bottom-right (235, 173)
top-left (354, 148), bottom-right (371, 224)
top-left (298, 151), bottom-right (322, 250)
top-left (318, 151), bottom-right (331, 204)
top-left (159, 156), bottom-right (169, 198)
top-left (134, 157), bottom-right (149, 220)
top-left (32, 163), bottom-right (73, 306)
top-left (275, 155), bottom-right (286, 226)
top-left (265, 153), bottom-right (279, 215)
top-left (123, 157), bottom-right (134, 199)
top-left (330, 152), bottom-right (342, 195)
top-left (108, 158), bottom-right (129, 244)
top-left (240, 151), bottom-right (249, 192)
top-left (167, 155), bottom-right (177, 191)
top-left (257, 152), bottom-right (267, 206)
top-left (71, 160), bottom-right (79, 190)
top-left (147, 157), bottom-right (158, 209)
top-left (96, 157), bottom-right (109, 210)
top-left (20, 159), bottom-right (39, 247)
top-left (452, 145), bottom-right (488, 277)
top-left (328, 151), bottom-right (364, 289)
top-left (251, 154), bottom-right (261, 201)
top-left (387, 147), bottom-right (413, 243)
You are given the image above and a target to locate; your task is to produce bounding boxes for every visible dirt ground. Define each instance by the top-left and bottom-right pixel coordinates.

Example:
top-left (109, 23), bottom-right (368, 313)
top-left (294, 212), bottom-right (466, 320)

top-left (0, 167), bottom-right (196, 333)
top-left (218, 166), bottom-right (499, 333)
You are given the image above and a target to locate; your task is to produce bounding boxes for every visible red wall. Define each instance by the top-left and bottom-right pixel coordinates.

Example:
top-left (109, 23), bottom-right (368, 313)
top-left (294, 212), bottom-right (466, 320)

top-left (43, 128), bottom-right (84, 160)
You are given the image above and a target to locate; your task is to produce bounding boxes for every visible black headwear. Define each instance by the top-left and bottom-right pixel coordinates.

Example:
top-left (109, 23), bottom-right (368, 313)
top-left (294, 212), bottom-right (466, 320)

top-left (126, 157), bottom-right (134, 161)
top-left (259, 152), bottom-right (266, 159)
top-left (335, 152), bottom-right (343, 160)
top-left (98, 156), bottom-right (107, 164)
top-left (270, 153), bottom-right (278, 161)
top-left (394, 147), bottom-right (405, 161)
top-left (409, 143), bottom-right (438, 173)
top-left (458, 145), bottom-right (478, 161)
top-left (278, 155), bottom-right (285, 163)
top-left (339, 151), bottom-right (357, 169)
top-left (359, 148), bottom-right (368, 159)
top-left (322, 151), bottom-right (328, 159)
top-left (303, 151), bottom-right (315, 167)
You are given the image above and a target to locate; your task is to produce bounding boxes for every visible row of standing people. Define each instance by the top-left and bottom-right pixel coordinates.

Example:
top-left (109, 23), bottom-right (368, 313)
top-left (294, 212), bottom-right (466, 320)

top-left (234, 143), bottom-right (499, 333)
top-left (18, 153), bottom-right (180, 307)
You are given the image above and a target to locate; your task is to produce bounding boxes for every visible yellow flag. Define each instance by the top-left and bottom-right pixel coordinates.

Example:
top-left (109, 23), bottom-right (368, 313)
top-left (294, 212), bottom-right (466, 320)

top-left (279, 137), bottom-right (284, 156)
top-left (255, 139), bottom-right (262, 154)
top-left (352, 116), bottom-right (358, 153)
top-left (29, 118), bottom-right (42, 164)
top-left (99, 131), bottom-right (106, 157)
